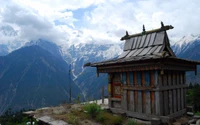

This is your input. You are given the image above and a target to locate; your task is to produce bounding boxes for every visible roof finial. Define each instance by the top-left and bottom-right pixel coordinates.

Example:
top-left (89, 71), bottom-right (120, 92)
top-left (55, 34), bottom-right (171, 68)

top-left (161, 21), bottom-right (165, 30)
top-left (126, 31), bottom-right (129, 36)
top-left (143, 25), bottom-right (145, 32)
top-left (142, 24), bottom-right (146, 35)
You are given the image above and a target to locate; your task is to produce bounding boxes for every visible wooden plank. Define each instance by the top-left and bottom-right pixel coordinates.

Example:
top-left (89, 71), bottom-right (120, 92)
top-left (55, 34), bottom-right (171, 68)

top-left (122, 72), bottom-right (126, 85)
top-left (122, 84), bottom-right (187, 91)
top-left (183, 88), bottom-right (186, 108)
top-left (155, 91), bottom-right (163, 115)
top-left (145, 71), bottom-right (150, 86)
top-left (127, 72), bottom-right (130, 85)
top-left (134, 71), bottom-right (137, 86)
top-left (127, 90), bottom-right (130, 110)
top-left (163, 73), bottom-right (167, 86)
top-left (146, 91), bottom-right (151, 114)
top-left (142, 91), bottom-right (146, 113)
top-left (150, 71), bottom-right (155, 87)
top-left (138, 90), bottom-right (142, 113)
top-left (173, 72), bottom-right (176, 85)
top-left (154, 71), bottom-right (158, 86)
top-left (108, 73), bottom-right (112, 107)
top-left (177, 72), bottom-right (180, 85)
top-left (173, 89), bottom-right (177, 112)
top-left (130, 72), bottom-right (134, 85)
top-left (134, 91), bottom-right (138, 112)
top-left (142, 71), bottom-right (145, 86)
top-left (183, 72), bottom-right (186, 85)
top-left (151, 91), bottom-right (155, 114)
top-left (168, 71), bottom-right (172, 86)
top-left (129, 91), bottom-right (134, 111)
top-left (137, 71), bottom-right (142, 86)
top-left (121, 90), bottom-right (127, 110)
top-left (164, 90), bottom-right (169, 115)
top-left (177, 89), bottom-right (180, 111)
top-left (158, 73), bottom-right (162, 87)
top-left (180, 72), bottom-right (183, 85)
top-left (169, 90), bottom-right (173, 114)
top-left (181, 88), bottom-right (184, 110)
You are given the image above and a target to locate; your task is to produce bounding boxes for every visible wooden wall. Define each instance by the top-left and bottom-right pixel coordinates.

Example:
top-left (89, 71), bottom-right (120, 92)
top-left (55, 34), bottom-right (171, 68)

top-left (109, 70), bottom-right (187, 117)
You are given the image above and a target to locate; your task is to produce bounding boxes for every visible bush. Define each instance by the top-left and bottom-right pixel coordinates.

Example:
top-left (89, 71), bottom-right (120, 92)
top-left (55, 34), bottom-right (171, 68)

top-left (67, 114), bottom-right (80, 125)
top-left (96, 112), bottom-right (105, 122)
top-left (83, 103), bottom-right (102, 118)
top-left (126, 119), bottom-right (138, 125)
top-left (96, 111), bottom-right (123, 125)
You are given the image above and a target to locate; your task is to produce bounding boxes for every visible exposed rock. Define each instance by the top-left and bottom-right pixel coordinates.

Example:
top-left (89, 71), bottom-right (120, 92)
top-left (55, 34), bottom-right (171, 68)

top-left (187, 112), bottom-right (194, 116)
top-left (188, 119), bottom-right (197, 124)
top-left (196, 119), bottom-right (200, 125)
top-left (173, 122), bottom-right (181, 125)
top-left (193, 115), bottom-right (200, 119)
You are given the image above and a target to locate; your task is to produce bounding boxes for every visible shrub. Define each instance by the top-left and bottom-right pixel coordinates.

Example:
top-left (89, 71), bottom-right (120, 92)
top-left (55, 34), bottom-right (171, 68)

top-left (83, 103), bottom-right (102, 118)
top-left (126, 119), bottom-right (138, 125)
top-left (195, 111), bottom-right (200, 116)
top-left (96, 111), bottom-right (123, 125)
top-left (67, 114), bottom-right (80, 125)
top-left (96, 112), bottom-right (105, 122)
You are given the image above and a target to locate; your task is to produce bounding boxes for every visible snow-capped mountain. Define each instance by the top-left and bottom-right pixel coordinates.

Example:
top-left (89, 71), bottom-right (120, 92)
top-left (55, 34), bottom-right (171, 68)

top-left (64, 43), bottom-right (123, 78)
top-left (171, 34), bottom-right (200, 84)
top-left (1, 32), bottom-right (200, 112)
top-left (21, 40), bottom-right (123, 99)
top-left (172, 34), bottom-right (200, 57)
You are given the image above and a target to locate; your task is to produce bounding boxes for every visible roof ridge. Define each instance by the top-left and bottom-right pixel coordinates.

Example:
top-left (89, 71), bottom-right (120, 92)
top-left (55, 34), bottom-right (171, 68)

top-left (121, 22), bottom-right (174, 40)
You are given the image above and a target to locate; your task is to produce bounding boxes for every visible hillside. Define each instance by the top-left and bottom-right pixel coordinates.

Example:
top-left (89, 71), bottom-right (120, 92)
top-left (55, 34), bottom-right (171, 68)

top-left (0, 46), bottom-right (83, 115)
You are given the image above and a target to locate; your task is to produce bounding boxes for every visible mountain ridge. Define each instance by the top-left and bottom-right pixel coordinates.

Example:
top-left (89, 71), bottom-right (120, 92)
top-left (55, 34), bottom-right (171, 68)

top-left (0, 45), bottom-right (83, 115)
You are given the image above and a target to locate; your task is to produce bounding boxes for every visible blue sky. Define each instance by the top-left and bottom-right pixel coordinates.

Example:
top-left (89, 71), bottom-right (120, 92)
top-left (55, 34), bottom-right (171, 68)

top-left (0, 0), bottom-right (200, 46)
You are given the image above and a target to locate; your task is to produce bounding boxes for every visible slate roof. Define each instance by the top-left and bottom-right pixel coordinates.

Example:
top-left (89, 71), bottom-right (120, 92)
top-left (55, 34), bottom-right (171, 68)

top-left (85, 23), bottom-right (199, 67)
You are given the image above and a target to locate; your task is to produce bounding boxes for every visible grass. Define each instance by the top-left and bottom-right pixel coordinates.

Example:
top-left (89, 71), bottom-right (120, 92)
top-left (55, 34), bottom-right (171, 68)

top-left (67, 114), bottom-right (80, 125)
top-left (83, 103), bottom-right (102, 118)
top-left (45, 103), bottom-right (126, 125)
top-left (126, 119), bottom-right (138, 125)
top-left (96, 111), bottom-right (123, 125)
top-left (195, 111), bottom-right (200, 116)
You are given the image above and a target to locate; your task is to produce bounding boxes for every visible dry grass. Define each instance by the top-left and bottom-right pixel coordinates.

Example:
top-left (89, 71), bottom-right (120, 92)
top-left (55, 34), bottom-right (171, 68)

top-left (33, 103), bottom-right (130, 125)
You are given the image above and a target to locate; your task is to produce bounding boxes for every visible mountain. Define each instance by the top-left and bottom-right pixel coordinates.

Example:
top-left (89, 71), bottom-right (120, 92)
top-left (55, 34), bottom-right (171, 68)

top-left (1, 33), bottom-right (200, 114)
top-left (0, 45), bottom-right (82, 115)
top-left (172, 34), bottom-right (200, 84)
top-left (64, 43), bottom-right (123, 99)
top-left (25, 39), bottom-right (63, 59)
top-left (23, 40), bottom-right (123, 99)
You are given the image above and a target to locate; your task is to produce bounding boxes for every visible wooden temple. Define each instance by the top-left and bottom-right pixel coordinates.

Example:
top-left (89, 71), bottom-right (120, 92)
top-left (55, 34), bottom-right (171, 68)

top-left (85, 22), bottom-right (200, 122)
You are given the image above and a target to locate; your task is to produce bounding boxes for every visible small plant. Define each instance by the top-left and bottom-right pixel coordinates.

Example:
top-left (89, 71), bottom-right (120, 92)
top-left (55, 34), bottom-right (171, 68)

top-left (96, 111), bottom-right (123, 125)
top-left (111, 116), bottom-right (123, 125)
top-left (74, 94), bottom-right (81, 104)
top-left (126, 119), bottom-right (138, 125)
top-left (96, 112), bottom-right (105, 122)
top-left (67, 114), bottom-right (80, 125)
top-left (195, 111), bottom-right (200, 116)
top-left (83, 103), bottom-right (102, 118)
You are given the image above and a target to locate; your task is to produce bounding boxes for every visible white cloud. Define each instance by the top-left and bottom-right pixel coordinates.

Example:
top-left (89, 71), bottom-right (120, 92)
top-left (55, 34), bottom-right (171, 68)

top-left (0, 0), bottom-right (200, 47)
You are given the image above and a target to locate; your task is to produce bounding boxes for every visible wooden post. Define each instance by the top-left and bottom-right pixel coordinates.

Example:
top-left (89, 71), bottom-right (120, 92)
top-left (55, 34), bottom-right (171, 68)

top-left (138, 90), bottom-right (142, 113)
top-left (155, 91), bottom-right (163, 115)
top-left (102, 86), bottom-right (104, 104)
top-left (169, 90), bottom-right (173, 114)
top-left (164, 90), bottom-right (169, 115)
top-left (173, 89), bottom-right (177, 112)
top-left (129, 91), bottom-right (134, 111)
top-left (108, 73), bottom-right (112, 107)
top-left (122, 90), bottom-right (127, 110)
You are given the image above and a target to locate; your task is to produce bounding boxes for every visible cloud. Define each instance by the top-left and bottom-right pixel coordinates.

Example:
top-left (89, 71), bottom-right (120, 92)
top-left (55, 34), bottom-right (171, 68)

top-left (0, 0), bottom-right (200, 47)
